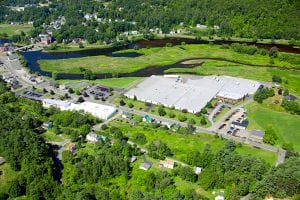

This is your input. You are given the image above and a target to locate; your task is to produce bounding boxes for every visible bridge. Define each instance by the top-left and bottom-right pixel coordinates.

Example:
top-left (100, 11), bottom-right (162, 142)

top-left (14, 44), bottom-right (35, 52)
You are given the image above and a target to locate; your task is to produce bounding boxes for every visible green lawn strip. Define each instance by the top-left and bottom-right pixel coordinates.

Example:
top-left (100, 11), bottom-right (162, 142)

top-left (113, 96), bottom-right (149, 111)
top-left (0, 24), bottom-right (32, 37)
top-left (56, 77), bottom-right (144, 89)
top-left (245, 102), bottom-right (300, 152)
top-left (165, 60), bottom-right (300, 97)
top-left (38, 44), bottom-right (297, 74)
top-left (109, 120), bottom-right (277, 165)
top-left (42, 131), bottom-right (65, 142)
top-left (150, 106), bottom-right (211, 128)
top-left (212, 107), bottom-right (230, 122)
top-left (0, 163), bottom-right (21, 194)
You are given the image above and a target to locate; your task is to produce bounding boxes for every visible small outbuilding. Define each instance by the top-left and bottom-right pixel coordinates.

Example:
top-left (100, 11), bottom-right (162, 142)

top-left (159, 160), bottom-right (175, 169)
top-left (250, 130), bottom-right (265, 143)
top-left (284, 94), bottom-right (297, 101)
top-left (0, 157), bottom-right (5, 165)
top-left (140, 162), bottom-right (152, 171)
top-left (194, 167), bottom-right (202, 175)
top-left (67, 143), bottom-right (78, 153)
top-left (130, 156), bottom-right (137, 163)
top-left (42, 122), bottom-right (53, 129)
top-left (143, 115), bottom-right (154, 123)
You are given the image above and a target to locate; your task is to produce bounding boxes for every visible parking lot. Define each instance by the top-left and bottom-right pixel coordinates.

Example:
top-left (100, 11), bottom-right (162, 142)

top-left (83, 85), bottom-right (112, 100)
top-left (217, 108), bottom-right (247, 136)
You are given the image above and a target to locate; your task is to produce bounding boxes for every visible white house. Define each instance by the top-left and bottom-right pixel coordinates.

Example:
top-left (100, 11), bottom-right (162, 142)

top-left (194, 167), bottom-right (202, 175)
top-left (86, 132), bottom-right (101, 143)
top-left (196, 24), bottom-right (207, 29)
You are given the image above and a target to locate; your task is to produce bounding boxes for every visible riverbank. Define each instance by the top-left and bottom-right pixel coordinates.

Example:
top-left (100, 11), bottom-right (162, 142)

top-left (38, 44), bottom-right (299, 74)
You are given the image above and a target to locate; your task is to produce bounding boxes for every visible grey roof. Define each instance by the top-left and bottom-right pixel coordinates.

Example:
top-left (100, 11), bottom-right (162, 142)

top-left (140, 162), bottom-right (152, 169)
top-left (251, 130), bottom-right (265, 138)
top-left (43, 98), bottom-right (71, 108)
top-left (0, 157), bottom-right (5, 165)
top-left (284, 94), bottom-right (297, 101)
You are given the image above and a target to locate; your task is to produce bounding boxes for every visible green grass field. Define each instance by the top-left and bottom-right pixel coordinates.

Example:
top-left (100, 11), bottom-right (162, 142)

top-left (166, 60), bottom-right (300, 97)
top-left (56, 77), bottom-right (144, 89)
top-left (0, 163), bottom-right (21, 194)
top-left (246, 102), bottom-right (300, 151)
top-left (38, 44), bottom-right (299, 74)
top-left (110, 119), bottom-right (277, 165)
top-left (0, 24), bottom-right (32, 37)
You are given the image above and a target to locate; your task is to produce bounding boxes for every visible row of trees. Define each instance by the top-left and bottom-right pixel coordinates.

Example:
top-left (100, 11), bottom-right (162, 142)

top-left (1, 0), bottom-right (300, 43)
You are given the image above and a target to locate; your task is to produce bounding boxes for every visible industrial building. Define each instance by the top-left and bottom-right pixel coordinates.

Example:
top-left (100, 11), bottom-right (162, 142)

top-left (125, 75), bottom-right (261, 113)
top-left (42, 99), bottom-right (117, 120)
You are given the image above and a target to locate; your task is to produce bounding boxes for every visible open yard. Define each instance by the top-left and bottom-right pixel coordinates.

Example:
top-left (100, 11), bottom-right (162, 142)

top-left (110, 119), bottom-right (277, 165)
top-left (0, 24), bottom-right (32, 37)
top-left (246, 102), bottom-right (300, 152)
top-left (38, 44), bottom-right (299, 74)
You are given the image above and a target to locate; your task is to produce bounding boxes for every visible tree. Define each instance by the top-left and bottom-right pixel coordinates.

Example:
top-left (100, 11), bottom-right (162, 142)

top-left (158, 105), bottom-right (166, 116)
top-left (77, 97), bottom-right (85, 103)
top-left (133, 133), bottom-right (147, 144)
top-left (272, 75), bottom-right (282, 83)
top-left (52, 72), bottom-right (58, 80)
top-left (119, 99), bottom-right (126, 106)
top-left (263, 125), bottom-right (278, 145)
top-left (128, 102), bottom-right (134, 108)
top-left (68, 88), bottom-right (74, 94)
top-left (269, 47), bottom-right (278, 58)
top-left (200, 117), bottom-right (207, 126)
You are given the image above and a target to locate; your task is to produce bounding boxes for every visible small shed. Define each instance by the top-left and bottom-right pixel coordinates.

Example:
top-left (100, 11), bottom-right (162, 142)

top-left (250, 130), bottom-right (265, 142)
top-left (140, 162), bottom-right (152, 171)
top-left (143, 115), bottom-right (154, 123)
top-left (130, 156), bottom-right (137, 163)
top-left (159, 160), bottom-right (175, 169)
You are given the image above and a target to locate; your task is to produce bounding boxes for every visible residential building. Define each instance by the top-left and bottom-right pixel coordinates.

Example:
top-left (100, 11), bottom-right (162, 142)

top-left (86, 132), bottom-right (101, 143)
top-left (232, 120), bottom-right (249, 130)
top-left (159, 160), bottom-right (175, 169)
top-left (284, 94), bottom-right (297, 101)
top-left (67, 143), bottom-right (78, 153)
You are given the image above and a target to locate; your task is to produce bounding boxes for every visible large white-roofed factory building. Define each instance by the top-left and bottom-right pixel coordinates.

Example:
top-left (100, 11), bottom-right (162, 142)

top-left (125, 75), bottom-right (261, 113)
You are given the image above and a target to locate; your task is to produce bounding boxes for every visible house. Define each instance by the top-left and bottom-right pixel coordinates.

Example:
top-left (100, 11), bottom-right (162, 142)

top-left (159, 160), bottom-right (175, 169)
top-left (122, 112), bottom-right (132, 120)
top-left (215, 191), bottom-right (224, 200)
top-left (42, 122), bottom-right (53, 129)
top-left (143, 115), bottom-right (154, 123)
top-left (196, 24), bottom-right (207, 29)
top-left (140, 162), bottom-right (152, 170)
top-left (67, 143), bottom-right (78, 153)
top-left (131, 30), bottom-right (138, 35)
top-left (86, 132), bottom-right (101, 143)
top-left (284, 94), bottom-right (297, 101)
top-left (232, 120), bottom-right (249, 130)
top-left (39, 34), bottom-right (52, 45)
top-left (130, 156), bottom-right (137, 163)
top-left (265, 194), bottom-right (274, 200)
top-left (250, 130), bottom-right (265, 142)
top-left (194, 167), bottom-right (202, 175)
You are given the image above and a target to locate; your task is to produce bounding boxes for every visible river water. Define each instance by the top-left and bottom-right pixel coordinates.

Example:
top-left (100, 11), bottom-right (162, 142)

top-left (8, 38), bottom-right (299, 79)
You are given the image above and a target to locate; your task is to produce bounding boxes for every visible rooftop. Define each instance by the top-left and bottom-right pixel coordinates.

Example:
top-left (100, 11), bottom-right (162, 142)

top-left (251, 130), bottom-right (265, 138)
top-left (125, 75), bottom-right (260, 113)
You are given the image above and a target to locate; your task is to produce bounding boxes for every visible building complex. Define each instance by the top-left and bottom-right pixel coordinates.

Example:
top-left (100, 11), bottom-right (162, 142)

top-left (125, 75), bottom-right (261, 113)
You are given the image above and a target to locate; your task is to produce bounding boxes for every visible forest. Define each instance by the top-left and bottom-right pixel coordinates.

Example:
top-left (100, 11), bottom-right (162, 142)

top-left (0, 0), bottom-right (299, 44)
top-left (0, 77), bottom-right (299, 199)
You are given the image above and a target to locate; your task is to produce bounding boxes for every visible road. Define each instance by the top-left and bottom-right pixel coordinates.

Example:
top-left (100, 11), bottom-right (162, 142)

top-left (1, 54), bottom-right (286, 166)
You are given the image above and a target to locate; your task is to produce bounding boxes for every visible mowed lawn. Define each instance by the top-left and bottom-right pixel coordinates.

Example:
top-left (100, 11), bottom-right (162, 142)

top-left (110, 120), bottom-right (277, 165)
top-left (38, 44), bottom-right (298, 74)
top-left (246, 102), bottom-right (300, 151)
top-left (166, 60), bottom-right (300, 97)
top-left (0, 24), bottom-right (32, 37)
top-left (57, 77), bottom-right (144, 89)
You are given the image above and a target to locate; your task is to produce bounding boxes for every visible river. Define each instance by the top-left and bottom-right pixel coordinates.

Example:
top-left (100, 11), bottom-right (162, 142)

top-left (6, 38), bottom-right (299, 79)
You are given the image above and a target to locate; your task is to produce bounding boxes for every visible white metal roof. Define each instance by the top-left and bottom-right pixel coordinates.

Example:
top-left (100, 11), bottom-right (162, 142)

top-left (125, 75), bottom-right (261, 113)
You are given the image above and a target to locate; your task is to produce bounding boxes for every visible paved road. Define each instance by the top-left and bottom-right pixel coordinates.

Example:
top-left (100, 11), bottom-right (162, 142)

top-left (47, 139), bottom-right (71, 160)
